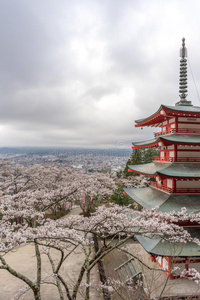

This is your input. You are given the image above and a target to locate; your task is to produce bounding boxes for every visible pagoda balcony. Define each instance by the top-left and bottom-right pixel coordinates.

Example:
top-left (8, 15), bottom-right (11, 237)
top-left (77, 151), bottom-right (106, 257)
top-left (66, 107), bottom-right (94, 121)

top-left (150, 181), bottom-right (200, 194)
top-left (153, 156), bottom-right (170, 163)
top-left (153, 156), bottom-right (200, 163)
top-left (154, 128), bottom-right (200, 137)
top-left (176, 157), bottom-right (200, 162)
top-left (150, 181), bottom-right (172, 194)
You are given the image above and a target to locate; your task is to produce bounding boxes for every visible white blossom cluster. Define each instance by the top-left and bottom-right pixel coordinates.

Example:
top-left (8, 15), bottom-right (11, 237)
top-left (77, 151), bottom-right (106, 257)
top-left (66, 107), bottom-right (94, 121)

top-left (181, 268), bottom-right (200, 284)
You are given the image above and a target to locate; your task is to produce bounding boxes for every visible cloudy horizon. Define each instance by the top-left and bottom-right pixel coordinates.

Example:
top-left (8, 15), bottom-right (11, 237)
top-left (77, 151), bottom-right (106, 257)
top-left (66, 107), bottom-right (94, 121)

top-left (1, 0), bottom-right (200, 149)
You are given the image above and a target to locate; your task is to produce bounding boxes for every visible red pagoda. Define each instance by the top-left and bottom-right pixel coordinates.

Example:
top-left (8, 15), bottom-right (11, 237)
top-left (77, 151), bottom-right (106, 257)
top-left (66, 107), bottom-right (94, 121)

top-left (124, 38), bottom-right (200, 279)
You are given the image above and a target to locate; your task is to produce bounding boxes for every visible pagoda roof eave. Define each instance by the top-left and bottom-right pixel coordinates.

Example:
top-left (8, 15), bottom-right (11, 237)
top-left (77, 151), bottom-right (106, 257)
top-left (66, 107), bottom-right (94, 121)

top-left (163, 104), bottom-right (200, 114)
top-left (124, 187), bottom-right (200, 213)
top-left (128, 163), bottom-right (200, 178)
top-left (136, 229), bottom-right (200, 257)
top-left (161, 134), bottom-right (200, 145)
top-left (135, 104), bottom-right (200, 127)
top-left (135, 105), bottom-right (166, 127)
top-left (132, 137), bottom-right (159, 149)
top-left (158, 164), bottom-right (200, 178)
top-left (133, 134), bottom-right (200, 149)
top-left (128, 163), bottom-right (166, 176)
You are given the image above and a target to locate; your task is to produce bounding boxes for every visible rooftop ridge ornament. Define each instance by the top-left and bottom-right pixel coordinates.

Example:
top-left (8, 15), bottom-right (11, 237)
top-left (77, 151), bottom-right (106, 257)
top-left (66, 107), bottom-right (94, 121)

top-left (176, 38), bottom-right (192, 106)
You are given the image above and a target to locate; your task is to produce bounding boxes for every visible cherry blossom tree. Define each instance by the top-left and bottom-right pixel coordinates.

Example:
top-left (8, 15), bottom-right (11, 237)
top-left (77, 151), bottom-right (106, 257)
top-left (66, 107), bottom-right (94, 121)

top-left (0, 162), bottom-right (200, 299)
top-left (76, 171), bottom-right (117, 216)
top-left (1, 198), bottom-right (200, 299)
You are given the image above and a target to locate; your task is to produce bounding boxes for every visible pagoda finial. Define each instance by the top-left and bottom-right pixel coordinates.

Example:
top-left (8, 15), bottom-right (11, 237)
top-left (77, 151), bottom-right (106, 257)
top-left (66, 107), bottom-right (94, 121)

top-left (176, 38), bottom-right (192, 106)
top-left (180, 37), bottom-right (187, 58)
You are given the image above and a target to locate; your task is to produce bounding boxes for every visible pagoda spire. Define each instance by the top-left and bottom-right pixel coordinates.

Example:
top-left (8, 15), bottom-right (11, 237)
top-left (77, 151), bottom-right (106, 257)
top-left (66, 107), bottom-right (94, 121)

top-left (176, 38), bottom-right (192, 106)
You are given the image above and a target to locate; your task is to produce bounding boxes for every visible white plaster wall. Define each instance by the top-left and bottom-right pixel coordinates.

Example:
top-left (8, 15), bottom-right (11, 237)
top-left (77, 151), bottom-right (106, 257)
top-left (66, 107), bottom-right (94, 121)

top-left (167, 179), bottom-right (172, 188)
top-left (169, 118), bottom-right (175, 123)
top-left (167, 145), bottom-right (174, 150)
top-left (160, 151), bottom-right (164, 158)
top-left (178, 117), bottom-right (200, 122)
top-left (178, 145), bottom-right (200, 150)
top-left (176, 181), bottom-right (200, 188)
top-left (156, 177), bottom-right (162, 184)
top-left (157, 256), bottom-right (162, 265)
top-left (177, 151), bottom-right (200, 157)
top-left (163, 258), bottom-right (168, 271)
top-left (178, 123), bottom-right (200, 129)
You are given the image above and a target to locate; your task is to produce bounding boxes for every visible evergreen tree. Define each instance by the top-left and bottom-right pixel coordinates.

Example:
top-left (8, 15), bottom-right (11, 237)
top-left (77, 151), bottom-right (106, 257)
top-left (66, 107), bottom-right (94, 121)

top-left (110, 185), bottom-right (138, 209)
top-left (143, 148), bottom-right (159, 164)
top-left (123, 148), bottom-right (159, 177)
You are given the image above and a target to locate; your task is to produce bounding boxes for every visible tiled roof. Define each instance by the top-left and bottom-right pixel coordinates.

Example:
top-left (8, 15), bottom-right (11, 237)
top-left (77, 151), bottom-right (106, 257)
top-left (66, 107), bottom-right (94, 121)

top-left (128, 162), bottom-right (166, 176)
top-left (124, 187), bottom-right (200, 213)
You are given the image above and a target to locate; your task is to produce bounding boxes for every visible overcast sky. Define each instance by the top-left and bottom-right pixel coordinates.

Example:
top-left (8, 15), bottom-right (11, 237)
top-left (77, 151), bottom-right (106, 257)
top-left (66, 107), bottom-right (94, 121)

top-left (0, 0), bottom-right (200, 149)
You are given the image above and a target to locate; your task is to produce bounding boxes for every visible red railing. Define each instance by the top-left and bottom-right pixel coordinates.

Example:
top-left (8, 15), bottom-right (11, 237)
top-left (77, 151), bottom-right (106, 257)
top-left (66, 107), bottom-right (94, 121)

top-left (153, 156), bottom-right (172, 163)
top-left (150, 181), bottom-right (172, 193)
top-left (153, 156), bottom-right (163, 162)
top-left (154, 128), bottom-right (200, 137)
top-left (177, 157), bottom-right (200, 162)
top-left (175, 188), bottom-right (200, 193)
top-left (153, 156), bottom-right (200, 163)
top-left (150, 181), bottom-right (200, 194)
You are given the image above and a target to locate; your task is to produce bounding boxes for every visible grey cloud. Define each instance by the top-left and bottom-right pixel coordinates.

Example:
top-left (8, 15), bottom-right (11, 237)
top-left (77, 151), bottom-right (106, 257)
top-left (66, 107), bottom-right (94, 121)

top-left (0, 0), bottom-right (200, 147)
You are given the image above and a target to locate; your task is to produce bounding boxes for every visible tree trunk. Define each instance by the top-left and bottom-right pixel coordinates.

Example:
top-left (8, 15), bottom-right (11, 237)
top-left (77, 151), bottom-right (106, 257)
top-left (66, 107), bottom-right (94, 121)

top-left (85, 269), bottom-right (90, 300)
top-left (35, 242), bottom-right (42, 297)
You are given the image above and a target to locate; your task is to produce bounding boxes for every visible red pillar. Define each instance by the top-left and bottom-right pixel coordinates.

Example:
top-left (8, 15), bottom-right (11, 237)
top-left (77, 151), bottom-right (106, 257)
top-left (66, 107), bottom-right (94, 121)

top-left (174, 144), bottom-right (177, 162)
top-left (172, 178), bottom-right (176, 193)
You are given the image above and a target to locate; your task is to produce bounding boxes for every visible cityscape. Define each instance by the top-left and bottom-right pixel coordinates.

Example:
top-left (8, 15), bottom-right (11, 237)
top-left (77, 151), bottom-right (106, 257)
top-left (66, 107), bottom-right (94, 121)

top-left (0, 147), bottom-right (132, 173)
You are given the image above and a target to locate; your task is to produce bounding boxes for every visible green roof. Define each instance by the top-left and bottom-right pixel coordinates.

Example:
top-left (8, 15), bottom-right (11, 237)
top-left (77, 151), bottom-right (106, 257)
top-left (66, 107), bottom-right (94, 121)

top-left (164, 104), bottom-right (200, 113)
top-left (128, 163), bottom-right (166, 176)
top-left (162, 134), bottom-right (200, 144)
top-left (133, 137), bottom-right (158, 147)
top-left (128, 163), bottom-right (200, 178)
top-left (159, 164), bottom-right (200, 178)
top-left (136, 227), bottom-right (200, 257)
top-left (124, 187), bottom-right (200, 213)
top-left (133, 134), bottom-right (200, 148)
